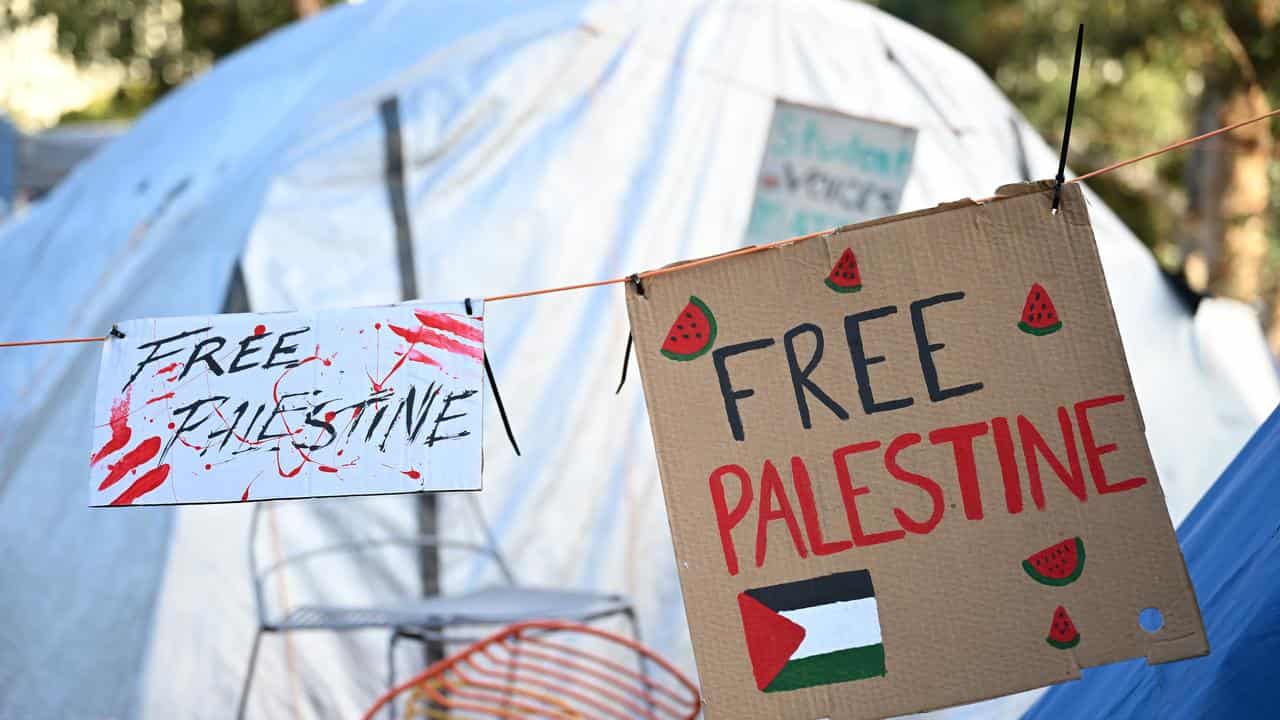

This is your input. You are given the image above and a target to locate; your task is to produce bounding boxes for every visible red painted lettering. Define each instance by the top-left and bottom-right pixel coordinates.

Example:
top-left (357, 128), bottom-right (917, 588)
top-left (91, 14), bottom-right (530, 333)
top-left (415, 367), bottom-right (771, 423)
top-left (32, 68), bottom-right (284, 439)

top-left (928, 422), bottom-right (989, 520)
top-left (1018, 408), bottom-right (1087, 508)
top-left (1075, 394), bottom-right (1147, 494)
top-left (790, 455), bottom-right (853, 555)
top-left (991, 416), bottom-right (1023, 513)
top-left (756, 460), bottom-right (809, 567)
top-left (884, 432), bottom-right (944, 535)
top-left (709, 464), bottom-right (754, 575)
top-left (833, 441), bottom-right (904, 546)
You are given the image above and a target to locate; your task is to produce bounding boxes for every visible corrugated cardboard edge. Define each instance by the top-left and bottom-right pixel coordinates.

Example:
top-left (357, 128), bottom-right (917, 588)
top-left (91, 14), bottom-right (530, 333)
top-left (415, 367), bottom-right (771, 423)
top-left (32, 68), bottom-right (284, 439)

top-left (645, 181), bottom-right (1037, 277)
top-left (1032, 182), bottom-right (1209, 666)
top-left (625, 181), bottom-right (1208, 700)
top-left (622, 279), bottom-right (714, 707)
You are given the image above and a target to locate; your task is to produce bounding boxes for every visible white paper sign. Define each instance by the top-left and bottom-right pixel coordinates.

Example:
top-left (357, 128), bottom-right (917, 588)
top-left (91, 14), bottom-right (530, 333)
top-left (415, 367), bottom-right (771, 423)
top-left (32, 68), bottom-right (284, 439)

top-left (745, 101), bottom-right (917, 244)
top-left (89, 300), bottom-right (484, 506)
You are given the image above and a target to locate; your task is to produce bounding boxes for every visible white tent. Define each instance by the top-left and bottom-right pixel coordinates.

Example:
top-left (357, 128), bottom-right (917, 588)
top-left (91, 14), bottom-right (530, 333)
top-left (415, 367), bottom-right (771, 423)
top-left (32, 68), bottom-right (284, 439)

top-left (1, 1), bottom-right (1275, 717)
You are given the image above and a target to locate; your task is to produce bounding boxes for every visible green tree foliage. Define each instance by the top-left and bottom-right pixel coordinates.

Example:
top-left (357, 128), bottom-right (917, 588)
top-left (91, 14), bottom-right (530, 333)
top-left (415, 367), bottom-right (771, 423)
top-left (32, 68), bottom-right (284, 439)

top-left (7, 0), bottom-right (1280, 336)
top-left (872, 0), bottom-right (1279, 267)
top-left (1, 0), bottom-right (338, 117)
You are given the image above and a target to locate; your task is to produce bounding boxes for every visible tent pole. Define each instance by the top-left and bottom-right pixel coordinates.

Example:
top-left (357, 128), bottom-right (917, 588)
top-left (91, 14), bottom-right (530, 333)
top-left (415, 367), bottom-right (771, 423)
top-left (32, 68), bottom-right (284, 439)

top-left (379, 95), bottom-right (446, 681)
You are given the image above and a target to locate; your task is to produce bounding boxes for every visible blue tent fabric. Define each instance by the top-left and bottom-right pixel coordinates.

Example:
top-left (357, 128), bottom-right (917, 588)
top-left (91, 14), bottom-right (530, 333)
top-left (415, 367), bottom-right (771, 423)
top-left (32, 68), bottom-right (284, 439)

top-left (1025, 403), bottom-right (1280, 719)
top-left (0, 116), bottom-right (15, 215)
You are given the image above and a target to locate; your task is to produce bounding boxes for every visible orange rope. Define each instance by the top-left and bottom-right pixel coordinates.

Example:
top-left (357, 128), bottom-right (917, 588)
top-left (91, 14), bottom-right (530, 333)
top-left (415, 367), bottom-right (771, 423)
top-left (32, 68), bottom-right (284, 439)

top-left (0, 336), bottom-right (107, 348)
top-left (482, 275), bottom-right (628, 302)
top-left (1070, 107), bottom-right (1280, 184)
top-left (2, 105), bottom-right (1277, 350)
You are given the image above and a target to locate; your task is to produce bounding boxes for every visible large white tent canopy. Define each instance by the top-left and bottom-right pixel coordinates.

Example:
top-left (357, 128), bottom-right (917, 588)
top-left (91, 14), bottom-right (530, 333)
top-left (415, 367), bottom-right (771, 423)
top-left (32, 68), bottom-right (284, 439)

top-left (1, 1), bottom-right (1275, 717)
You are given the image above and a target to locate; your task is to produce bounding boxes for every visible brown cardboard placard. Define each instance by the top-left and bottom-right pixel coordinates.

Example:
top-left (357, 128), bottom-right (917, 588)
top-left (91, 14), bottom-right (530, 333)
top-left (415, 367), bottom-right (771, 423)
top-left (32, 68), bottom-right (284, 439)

top-left (626, 182), bottom-right (1207, 719)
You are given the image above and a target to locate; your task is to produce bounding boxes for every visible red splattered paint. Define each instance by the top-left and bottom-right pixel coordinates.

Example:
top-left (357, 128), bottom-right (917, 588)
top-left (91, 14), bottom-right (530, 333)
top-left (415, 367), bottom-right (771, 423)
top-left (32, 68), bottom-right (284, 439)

top-left (368, 353), bottom-right (411, 393)
top-left (92, 392), bottom-right (133, 466)
top-left (110, 464), bottom-right (170, 506)
top-left (154, 362), bottom-right (181, 375)
top-left (275, 451), bottom-right (303, 479)
top-left (177, 436), bottom-right (204, 451)
top-left (324, 411), bottom-right (337, 422)
top-left (402, 469), bottom-right (421, 480)
top-left (336, 450), bottom-right (344, 457)
top-left (259, 345), bottom-right (337, 478)
top-left (146, 392), bottom-right (175, 405)
top-left (167, 422), bottom-right (175, 430)
top-left (204, 463), bottom-right (212, 470)
top-left (318, 465), bottom-right (339, 473)
top-left (254, 324), bottom-right (266, 336)
top-left (241, 484), bottom-right (252, 501)
top-left (389, 323), bottom-right (482, 362)
top-left (369, 310), bottom-right (479, 391)
top-left (98, 436), bottom-right (161, 491)
top-left (413, 310), bottom-right (483, 343)
top-left (406, 348), bottom-right (443, 369)
top-left (375, 322), bottom-right (382, 330)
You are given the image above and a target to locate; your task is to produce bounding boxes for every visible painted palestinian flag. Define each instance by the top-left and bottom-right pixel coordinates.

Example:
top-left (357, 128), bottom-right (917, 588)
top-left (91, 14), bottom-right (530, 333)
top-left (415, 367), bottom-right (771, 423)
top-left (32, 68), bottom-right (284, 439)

top-left (737, 570), bottom-right (885, 693)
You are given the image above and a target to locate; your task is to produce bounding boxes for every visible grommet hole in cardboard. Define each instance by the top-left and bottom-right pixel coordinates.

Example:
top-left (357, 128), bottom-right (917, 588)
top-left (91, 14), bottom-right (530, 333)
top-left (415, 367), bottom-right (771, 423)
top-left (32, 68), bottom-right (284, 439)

top-left (1139, 607), bottom-right (1164, 634)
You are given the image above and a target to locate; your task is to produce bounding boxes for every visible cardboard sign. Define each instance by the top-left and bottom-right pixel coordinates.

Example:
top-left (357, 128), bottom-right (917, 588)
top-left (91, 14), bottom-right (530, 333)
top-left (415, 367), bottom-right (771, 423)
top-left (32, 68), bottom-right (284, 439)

top-left (89, 300), bottom-right (484, 506)
top-left (745, 101), bottom-right (916, 245)
top-left (627, 182), bottom-right (1206, 719)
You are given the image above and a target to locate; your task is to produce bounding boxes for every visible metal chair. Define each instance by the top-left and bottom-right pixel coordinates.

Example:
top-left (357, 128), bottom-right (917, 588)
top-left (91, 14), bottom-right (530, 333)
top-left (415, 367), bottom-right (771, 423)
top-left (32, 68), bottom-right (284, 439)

top-left (236, 496), bottom-right (639, 719)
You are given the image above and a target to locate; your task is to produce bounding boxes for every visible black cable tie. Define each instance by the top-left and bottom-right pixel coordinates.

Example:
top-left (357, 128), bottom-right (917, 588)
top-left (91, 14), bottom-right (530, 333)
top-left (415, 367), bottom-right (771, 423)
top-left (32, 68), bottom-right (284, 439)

top-left (109, 325), bottom-right (126, 339)
top-left (1052, 23), bottom-right (1085, 214)
top-left (483, 352), bottom-right (520, 457)
top-left (629, 273), bottom-right (645, 296)
top-left (615, 333), bottom-right (634, 395)
top-left (470, 297), bottom-right (516, 454)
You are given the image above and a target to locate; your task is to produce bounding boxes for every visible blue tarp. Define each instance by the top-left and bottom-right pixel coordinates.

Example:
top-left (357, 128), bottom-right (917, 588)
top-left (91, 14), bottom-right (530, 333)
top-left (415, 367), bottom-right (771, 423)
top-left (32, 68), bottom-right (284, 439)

top-left (1026, 404), bottom-right (1280, 719)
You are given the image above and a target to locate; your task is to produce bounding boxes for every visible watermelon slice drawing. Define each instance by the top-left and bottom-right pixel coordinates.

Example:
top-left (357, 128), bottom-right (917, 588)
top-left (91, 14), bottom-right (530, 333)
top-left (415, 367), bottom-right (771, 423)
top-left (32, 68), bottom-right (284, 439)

top-left (660, 296), bottom-right (717, 361)
top-left (824, 248), bottom-right (863, 294)
top-left (1018, 283), bottom-right (1063, 336)
top-left (1022, 536), bottom-right (1086, 587)
top-left (1046, 605), bottom-right (1080, 650)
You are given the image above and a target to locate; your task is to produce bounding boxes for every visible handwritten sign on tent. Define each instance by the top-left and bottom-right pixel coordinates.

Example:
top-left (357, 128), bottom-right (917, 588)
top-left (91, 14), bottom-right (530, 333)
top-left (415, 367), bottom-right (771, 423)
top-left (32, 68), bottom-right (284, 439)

top-left (745, 101), bottom-right (916, 245)
top-left (89, 300), bottom-right (484, 506)
top-left (626, 182), bottom-right (1206, 719)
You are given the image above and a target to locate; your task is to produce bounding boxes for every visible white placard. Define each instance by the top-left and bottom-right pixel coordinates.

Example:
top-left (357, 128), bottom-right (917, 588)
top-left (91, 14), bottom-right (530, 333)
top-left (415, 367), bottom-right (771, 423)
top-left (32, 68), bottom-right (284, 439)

top-left (745, 101), bottom-right (917, 244)
top-left (89, 300), bottom-right (484, 506)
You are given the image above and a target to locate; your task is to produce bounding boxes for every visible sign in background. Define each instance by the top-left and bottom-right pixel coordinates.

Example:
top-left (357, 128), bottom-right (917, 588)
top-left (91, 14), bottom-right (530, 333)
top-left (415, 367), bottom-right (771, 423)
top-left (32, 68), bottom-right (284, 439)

top-left (628, 183), bottom-right (1206, 719)
top-left (745, 101), bottom-right (917, 245)
top-left (89, 300), bottom-right (484, 506)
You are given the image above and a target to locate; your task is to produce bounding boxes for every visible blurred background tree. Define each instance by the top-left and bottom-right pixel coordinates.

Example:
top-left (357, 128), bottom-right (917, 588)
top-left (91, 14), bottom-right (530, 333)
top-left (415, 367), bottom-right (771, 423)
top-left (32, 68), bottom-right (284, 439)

top-left (871, 0), bottom-right (1280, 351)
top-left (2, 0), bottom-right (1279, 350)
top-left (0, 0), bottom-right (335, 120)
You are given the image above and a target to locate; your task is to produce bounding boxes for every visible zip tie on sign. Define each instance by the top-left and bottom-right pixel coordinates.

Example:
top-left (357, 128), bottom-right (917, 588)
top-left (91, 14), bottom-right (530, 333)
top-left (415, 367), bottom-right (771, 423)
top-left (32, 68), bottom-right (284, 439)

top-left (465, 296), bottom-right (520, 458)
top-left (1051, 23), bottom-right (1084, 214)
